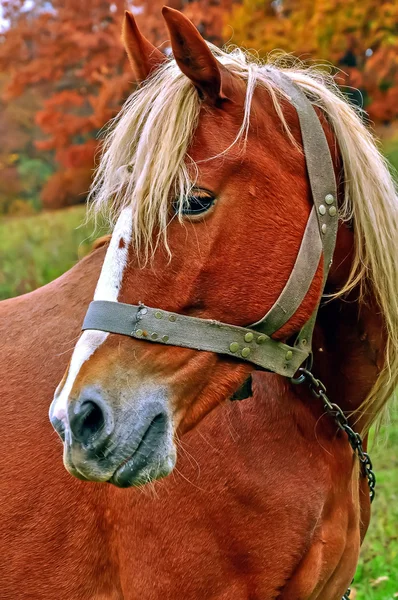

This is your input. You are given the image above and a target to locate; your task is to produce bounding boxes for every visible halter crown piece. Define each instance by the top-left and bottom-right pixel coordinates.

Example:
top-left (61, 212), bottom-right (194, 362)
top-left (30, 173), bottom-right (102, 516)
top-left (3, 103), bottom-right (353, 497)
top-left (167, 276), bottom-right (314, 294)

top-left (82, 71), bottom-right (338, 379)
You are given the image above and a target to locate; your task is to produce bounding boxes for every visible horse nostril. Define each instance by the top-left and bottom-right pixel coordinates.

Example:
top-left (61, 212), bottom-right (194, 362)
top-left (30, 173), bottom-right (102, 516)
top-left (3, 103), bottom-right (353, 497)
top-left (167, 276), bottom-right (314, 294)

top-left (70, 400), bottom-right (105, 446)
top-left (150, 413), bottom-right (167, 432)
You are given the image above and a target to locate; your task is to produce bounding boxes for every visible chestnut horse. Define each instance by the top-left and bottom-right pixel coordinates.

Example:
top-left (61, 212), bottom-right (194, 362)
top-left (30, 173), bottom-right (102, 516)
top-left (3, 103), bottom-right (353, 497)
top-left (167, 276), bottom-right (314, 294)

top-left (2, 8), bottom-right (398, 600)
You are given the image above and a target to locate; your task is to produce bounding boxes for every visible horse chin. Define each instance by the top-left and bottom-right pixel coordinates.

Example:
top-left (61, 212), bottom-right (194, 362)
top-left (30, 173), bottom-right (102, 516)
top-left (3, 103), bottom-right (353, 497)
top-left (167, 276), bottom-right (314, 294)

top-left (109, 450), bottom-right (176, 488)
top-left (108, 416), bottom-right (177, 487)
top-left (62, 425), bottom-right (177, 488)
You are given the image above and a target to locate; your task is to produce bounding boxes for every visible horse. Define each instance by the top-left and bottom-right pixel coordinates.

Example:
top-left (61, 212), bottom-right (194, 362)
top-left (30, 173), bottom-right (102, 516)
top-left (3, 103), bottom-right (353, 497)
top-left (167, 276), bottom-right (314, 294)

top-left (2, 8), bottom-right (398, 599)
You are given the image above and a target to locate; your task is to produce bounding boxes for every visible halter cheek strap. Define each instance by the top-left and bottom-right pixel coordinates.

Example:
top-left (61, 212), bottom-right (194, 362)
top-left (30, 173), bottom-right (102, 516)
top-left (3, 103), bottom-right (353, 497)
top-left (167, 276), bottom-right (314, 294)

top-left (253, 69), bottom-right (338, 347)
top-left (82, 71), bottom-right (338, 379)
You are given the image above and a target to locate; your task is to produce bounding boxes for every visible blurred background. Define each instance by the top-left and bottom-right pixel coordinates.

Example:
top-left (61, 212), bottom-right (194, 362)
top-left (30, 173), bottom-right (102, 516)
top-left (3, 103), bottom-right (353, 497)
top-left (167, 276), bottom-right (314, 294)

top-left (0, 2), bottom-right (397, 598)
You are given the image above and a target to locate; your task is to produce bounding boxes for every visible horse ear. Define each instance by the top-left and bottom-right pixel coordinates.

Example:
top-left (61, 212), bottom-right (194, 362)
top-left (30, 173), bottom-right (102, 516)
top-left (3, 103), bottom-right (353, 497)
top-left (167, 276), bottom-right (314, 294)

top-left (162, 6), bottom-right (228, 105)
top-left (122, 11), bottom-right (166, 82)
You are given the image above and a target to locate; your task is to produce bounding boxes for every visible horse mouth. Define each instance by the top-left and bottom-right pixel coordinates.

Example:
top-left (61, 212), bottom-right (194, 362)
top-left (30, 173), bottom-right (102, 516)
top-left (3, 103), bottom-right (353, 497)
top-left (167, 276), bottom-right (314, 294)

top-left (59, 404), bottom-right (176, 487)
top-left (108, 413), bottom-right (176, 487)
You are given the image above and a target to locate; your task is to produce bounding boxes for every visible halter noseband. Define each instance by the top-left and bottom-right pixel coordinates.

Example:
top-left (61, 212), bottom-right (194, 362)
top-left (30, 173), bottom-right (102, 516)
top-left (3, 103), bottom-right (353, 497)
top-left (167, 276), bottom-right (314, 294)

top-left (82, 71), bottom-right (338, 379)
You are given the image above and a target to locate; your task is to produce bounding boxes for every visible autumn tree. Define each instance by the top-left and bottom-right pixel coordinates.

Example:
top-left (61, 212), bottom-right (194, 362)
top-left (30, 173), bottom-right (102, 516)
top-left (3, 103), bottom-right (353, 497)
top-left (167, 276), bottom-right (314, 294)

top-left (228, 0), bottom-right (398, 123)
top-left (0, 0), bottom-right (130, 209)
top-left (2, 0), bottom-right (398, 214)
top-left (0, 71), bottom-right (52, 215)
top-left (0, 0), bottom-right (234, 212)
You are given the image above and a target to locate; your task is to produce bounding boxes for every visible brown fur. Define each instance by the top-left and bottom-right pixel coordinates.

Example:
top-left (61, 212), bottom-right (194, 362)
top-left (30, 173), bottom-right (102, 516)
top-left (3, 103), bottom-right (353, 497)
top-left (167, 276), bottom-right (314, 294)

top-left (91, 234), bottom-right (112, 251)
top-left (0, 9), bottom-right (387, 599)
top-left (0, 246), bottom-right (380, 598)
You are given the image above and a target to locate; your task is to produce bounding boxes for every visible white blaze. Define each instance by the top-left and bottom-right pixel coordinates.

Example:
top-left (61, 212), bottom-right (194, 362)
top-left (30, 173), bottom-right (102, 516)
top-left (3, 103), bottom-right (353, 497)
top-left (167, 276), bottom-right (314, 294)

top-left (51, 207), bottom-right (133, 422)
top-left (93, 206), bottom-right (133, 302)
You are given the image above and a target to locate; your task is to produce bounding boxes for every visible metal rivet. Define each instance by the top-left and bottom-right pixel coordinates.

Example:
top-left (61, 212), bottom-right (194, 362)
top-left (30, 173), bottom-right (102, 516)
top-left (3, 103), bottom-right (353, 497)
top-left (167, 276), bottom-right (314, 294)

top-left (321, 223), bottom-right (327, 234)
top-left (301, 339), bottom-right (307, 346)
top-left (325, 193), bottom-right (334, 205)
top-left (329, 206), bottom-right (337, 216)
top-left (162, 335), bottom-right (169, 343)
top-left (229, 342), bottom-right (239, 353)
top-left (151, 332), bottom-right (158, 340)
top-left (136, 329), bottom-right (143, 337)
top-left (244, 332), bottom-right (254, 342)
top-left (241, 347), bottom-right (251, 358)
top-left (319, 204), bottom-right (326, 215)
top-left (140, 307), bottom-right (148, 315)
top-left (256, 335), bottom-right (267, 344)
top-left (285, 350), bottom-right (293, 361)
top-left (155, 311), bottom-right (163, 319)
top-left (169, 315), bottom-right (176, 322)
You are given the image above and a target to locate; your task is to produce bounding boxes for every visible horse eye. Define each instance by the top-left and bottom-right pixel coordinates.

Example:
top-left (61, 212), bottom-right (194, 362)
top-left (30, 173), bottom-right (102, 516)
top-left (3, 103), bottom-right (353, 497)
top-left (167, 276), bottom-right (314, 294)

top-left (177, 189), bottom-right (216, 216)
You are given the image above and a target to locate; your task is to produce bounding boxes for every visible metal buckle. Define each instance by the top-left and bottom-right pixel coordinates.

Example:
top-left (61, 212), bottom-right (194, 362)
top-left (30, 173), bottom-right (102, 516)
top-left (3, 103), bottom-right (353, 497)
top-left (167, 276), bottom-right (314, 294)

top-left (291, 354), bottom-right (313, 384)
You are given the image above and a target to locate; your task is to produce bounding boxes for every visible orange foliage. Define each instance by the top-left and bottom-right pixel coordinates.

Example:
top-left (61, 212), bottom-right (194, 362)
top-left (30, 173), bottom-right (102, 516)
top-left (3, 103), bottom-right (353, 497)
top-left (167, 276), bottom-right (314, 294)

top-left (0, 165), bottom-right (23, 213)
top-left (2, 0), bottom-right (397, 212)
top-left (8, 1), bottom-right (395, 209)
top-left (0, 0), bottom-right (234, 209)
top-left (41, 168), bottom-right (93, 210)
top-left (7, 198), bottom-right (36, 216)
top-left (229, 0), bottom-right (398, 123)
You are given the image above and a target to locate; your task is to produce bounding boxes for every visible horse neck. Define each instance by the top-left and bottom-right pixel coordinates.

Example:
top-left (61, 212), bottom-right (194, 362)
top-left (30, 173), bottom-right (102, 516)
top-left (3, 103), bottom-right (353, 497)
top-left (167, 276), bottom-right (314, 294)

top-left (310, 286), bottom-right (385, 434)
top-left (287, 118), bottom-right (386, 431)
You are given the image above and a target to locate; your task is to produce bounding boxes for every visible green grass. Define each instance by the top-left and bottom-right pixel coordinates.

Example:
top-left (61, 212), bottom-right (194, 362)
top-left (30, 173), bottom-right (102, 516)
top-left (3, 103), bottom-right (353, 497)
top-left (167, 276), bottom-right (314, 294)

top-left (353, 408), bottom-right (398, 600)
top-left (342, 136), bottom-right (398, 600)
top-left (382, 137), bottom-right (398, 176)
top-left (0, 206), bottom-right (103, 300)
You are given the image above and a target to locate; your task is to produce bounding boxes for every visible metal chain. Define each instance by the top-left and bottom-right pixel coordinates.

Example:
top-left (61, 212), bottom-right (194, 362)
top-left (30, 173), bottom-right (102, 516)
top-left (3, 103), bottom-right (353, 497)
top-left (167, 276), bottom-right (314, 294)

top-left (296, 368), bottom-right (376, 502)
top-left (293, 367), bottom-right (377, 600)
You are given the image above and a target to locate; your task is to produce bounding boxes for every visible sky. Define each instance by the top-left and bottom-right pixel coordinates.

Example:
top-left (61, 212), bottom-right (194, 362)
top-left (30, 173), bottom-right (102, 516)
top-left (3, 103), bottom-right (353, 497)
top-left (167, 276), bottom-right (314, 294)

top-left (0, 1), bottom-right (144, 31)
top-left (0, 3), bottom-right (9, 31)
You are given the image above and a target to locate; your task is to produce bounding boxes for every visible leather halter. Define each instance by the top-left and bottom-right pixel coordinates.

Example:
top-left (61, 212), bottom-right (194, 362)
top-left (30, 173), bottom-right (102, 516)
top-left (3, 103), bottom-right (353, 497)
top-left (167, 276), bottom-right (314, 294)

top-left (82, 71), bottom-right (338, 379)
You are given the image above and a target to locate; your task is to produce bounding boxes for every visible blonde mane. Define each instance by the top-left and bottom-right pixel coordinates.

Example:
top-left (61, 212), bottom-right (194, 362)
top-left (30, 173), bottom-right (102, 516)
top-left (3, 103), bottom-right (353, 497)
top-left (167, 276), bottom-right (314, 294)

top-left (88, 45), bottom-right (398, 429)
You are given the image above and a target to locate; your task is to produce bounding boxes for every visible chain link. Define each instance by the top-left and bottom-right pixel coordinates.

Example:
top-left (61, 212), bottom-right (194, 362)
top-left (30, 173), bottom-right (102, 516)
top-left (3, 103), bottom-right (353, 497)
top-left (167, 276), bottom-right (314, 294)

top-left (293, 367), bottom-right (376, 600)
top-left (296, 368), bottom-right (376, 503)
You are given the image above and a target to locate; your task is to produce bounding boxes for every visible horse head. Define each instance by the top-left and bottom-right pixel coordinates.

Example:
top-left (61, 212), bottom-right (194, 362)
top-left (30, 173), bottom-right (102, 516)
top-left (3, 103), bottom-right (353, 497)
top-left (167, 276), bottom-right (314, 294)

top-left (49, 8), bottom-right (398, 489)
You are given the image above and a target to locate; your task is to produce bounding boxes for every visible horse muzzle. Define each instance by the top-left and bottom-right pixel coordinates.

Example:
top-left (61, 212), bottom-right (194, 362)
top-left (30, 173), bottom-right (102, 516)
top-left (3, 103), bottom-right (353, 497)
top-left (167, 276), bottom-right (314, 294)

top-left (49, 385), bottom-right (176, 487)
